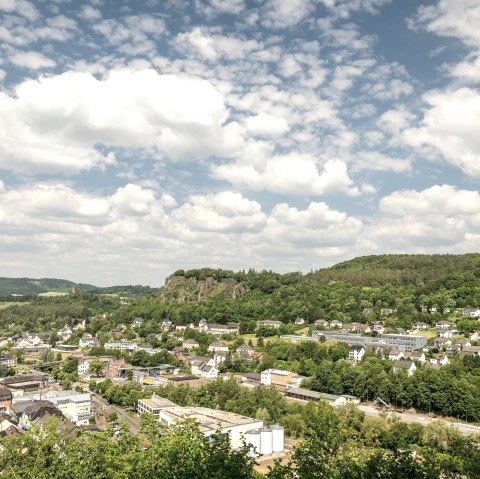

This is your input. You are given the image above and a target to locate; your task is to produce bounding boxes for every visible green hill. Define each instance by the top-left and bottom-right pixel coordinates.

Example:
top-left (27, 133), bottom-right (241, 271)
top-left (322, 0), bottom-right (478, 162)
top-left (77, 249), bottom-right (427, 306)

top-left (0, 277), bottom-right (97, 295)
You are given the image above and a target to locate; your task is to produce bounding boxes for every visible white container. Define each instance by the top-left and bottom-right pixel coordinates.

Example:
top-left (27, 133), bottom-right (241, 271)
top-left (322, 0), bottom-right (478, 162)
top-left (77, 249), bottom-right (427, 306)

top-left (270, 425), bottom-right (284, 453)
top-left (260, 427), bottom-right (273, 455)
top-left (245, 429), bottom-right (261, 457)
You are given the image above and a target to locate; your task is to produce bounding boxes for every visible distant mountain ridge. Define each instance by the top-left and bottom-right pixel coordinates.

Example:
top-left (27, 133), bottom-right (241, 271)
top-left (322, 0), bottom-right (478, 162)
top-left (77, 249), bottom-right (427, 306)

top-left (0, 277), bottom-right (97, 295)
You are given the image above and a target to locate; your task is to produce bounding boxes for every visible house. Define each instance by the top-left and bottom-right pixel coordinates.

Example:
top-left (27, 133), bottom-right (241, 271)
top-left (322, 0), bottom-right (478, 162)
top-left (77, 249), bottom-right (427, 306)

top-left (408, 351), bottom-right (426, 363)
top-left (260, 369), bottom-right (296, 386)
top-left (413, 322), bottom-right (429, 331)
top-left (175, 323), bottom-right (187, 332)
top-left (352, 323), bottom-right (371, 334)
top-left (183, 339), bottom-right (199, 350)
top-left (241, 372), bottom-right (262, 384)
top-left (470, 331), bottom-right (480, 341)
top-left (294, 317), bottom-right (305, 325)
top-left (435, 320), bottom-right (454, 330)
top-left (191, 360), bottom-right (218, 379)
top-left (370, 322), bottom-right (385, 334)
top-left (257, 320), bottom-right (282, 329)
top-left (454, 339), bottom-right (471, 349)
top-left (171, 346), bottom-right (190, 357)
top-left (436, 330), bottom-right (454, 339)
top-left (349, 345), bottom-right (365, 362)
top-left (461, 309), bottom-right (480, 317)
top-left (57, 325), bottom-right (72, 342)
top-left (393, 360), bottom-right (416, 376)
top-left (362, 308), bottom-right (373, 316)
top-left (0, 355), bottom-right (17, 368)
top-left (0, 390), bottom-right (12, 411)
top-left (314, 319), bottom-right (329, 327)
top-left (388, 349), bottom-right (404, 361)
top-left (461, 345), bottom-right (480, 357)
top-left (207, 324), bottom-right (240, 336)
top-left (330, 320), bottom-right (343, 329)
top-left (162, 321), bottom-right (173, 331)
top-left (434, 337), bottom-right (452, 349)
top-left (133, 317), bottom-right (146, 327)
top-left (286, 375), bottom-right (307, 388)
top-left (213, 352), bottom-right (227, 365)
top-left (79, 333), bottom-right (100, 348)
top-left (207, 341), bottom-right (229, 353)
top-left (104, 339), bottom-right (138, 352)
top-left (14, 400), bottom-right (65, 428)
top-left (341, 323), bottom-right (355, 332)
top-left (236, 344), bottom-right (255, 358)
top-left (430, 353), bottom-right (449, 365)
top-left (380, 308), bottom-right (397, 316)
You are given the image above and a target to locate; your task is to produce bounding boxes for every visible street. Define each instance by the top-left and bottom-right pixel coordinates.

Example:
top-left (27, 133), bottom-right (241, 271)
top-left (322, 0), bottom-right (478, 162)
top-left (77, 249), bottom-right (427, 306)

top-left (91, 393), bottom-right (140, 434)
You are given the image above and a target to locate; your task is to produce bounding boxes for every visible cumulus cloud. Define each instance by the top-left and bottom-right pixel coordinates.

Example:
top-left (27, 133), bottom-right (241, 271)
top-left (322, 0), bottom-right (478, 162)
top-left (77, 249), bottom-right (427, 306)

top-left (403, 87), bottom-right (480, 176)
top-left (9, 51), bottom-right (56, 69)
top-left (261, 0), bottom-right (314, 28)
top-left (410, 0), bottom-right (480, 47)
top-left (172, 191), bottom-right (266, 232)
top-left (0, 68), bottom-right (244, 174)
top-left (0, 0), bottom-right (39, 21)
top-left (212, 156), bottom-right (361, 196)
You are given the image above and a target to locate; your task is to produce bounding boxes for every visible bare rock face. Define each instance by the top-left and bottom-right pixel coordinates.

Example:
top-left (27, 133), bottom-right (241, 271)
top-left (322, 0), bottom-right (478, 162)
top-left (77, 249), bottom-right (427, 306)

top-left (161, 275), bottom-right (249, 302)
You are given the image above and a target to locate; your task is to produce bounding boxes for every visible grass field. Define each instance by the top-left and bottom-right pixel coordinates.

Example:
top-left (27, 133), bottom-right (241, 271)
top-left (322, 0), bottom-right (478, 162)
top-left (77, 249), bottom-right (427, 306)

top-left (0, 302), bottom-right (28, 309)
top-left (38, 291), bottom-right (69, 297)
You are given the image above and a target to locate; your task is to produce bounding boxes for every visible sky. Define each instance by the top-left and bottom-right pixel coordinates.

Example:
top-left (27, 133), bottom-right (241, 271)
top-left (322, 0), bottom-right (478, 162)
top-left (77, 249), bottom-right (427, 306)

top-left (0, 0), bottom-right (480, 286)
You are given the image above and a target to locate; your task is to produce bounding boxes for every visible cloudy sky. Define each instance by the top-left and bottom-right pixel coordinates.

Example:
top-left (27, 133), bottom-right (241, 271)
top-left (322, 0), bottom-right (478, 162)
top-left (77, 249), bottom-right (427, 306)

top-left (0, 0), bottom-right (479, 286)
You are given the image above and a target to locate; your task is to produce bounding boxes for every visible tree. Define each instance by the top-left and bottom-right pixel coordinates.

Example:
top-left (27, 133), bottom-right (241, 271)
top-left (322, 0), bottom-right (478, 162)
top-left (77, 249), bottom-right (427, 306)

top-left (88, 359), bottom-right (104, 376)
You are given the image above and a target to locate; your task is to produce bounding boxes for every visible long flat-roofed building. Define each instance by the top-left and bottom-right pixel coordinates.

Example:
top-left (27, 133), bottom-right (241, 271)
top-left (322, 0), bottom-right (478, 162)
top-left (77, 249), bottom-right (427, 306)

top-left (137, 395), bottom-right (178, 418)
top-left (158, 406), bottom-right (264, 449)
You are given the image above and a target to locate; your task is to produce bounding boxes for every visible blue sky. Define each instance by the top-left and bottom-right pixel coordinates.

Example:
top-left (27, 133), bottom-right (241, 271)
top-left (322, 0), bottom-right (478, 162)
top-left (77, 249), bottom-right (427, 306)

top-left (0, 0), bottom-right (479, 286)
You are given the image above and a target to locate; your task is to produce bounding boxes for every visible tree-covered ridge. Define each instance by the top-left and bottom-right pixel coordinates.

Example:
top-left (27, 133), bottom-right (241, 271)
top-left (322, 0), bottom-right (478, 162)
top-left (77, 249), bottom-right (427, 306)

top-left (0, 277), bottom-right (96, 295)
top-left (88, 285), bottom-right (160, 298)
top-left (310, 253), bottom-right (480, 286)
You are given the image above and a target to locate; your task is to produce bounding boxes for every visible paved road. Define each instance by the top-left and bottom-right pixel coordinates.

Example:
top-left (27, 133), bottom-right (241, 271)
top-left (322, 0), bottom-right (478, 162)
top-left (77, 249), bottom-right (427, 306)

top-left (91, 393), bottom-right (140, 434)
top-left (357, 404), bottom-right (480, 436)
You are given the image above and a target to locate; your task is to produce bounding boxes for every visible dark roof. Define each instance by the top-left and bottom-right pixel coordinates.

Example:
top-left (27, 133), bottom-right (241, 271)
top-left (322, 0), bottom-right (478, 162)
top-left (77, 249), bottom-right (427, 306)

top-left (0, 389), bottom-right (12, 399)
top-left (168, 375), bottom-right (199, 382)
top-left (0, 375), bottom-right (46, 385)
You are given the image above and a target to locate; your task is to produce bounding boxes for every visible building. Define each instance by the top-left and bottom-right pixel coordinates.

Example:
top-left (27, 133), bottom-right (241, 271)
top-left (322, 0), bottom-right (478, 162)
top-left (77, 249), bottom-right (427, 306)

top-left (392, 360), bottom-right (416, 376)
top-left (44, 392), bottom-right (92, 425)
top-left (381, 334), bottom-right (427, 353)
top-left (137, 395), bottom-right (178, 418)
top-left (0, 355), bottom-right (17, 368)
top-left (284, 387), bottom-right (359, 407)
top-left (413, 322), bottom-right (429, 330)
top-left (157, 406), bottom-right (264, 449)
top-left (241, 372), bottom-right (261, 384)
top-left (208, 341), bottom-right (229, 353)
top-left (132, 317), bottom-right (146, 327)
top-left (435, 321), bottom-right (454, 330)
top-left (461, 309), bottom-right (480, 317)
top-left (57, 325), bottom-right (72, 342)
top-left (79, 333), bottom-right (100, 348)
top-left (183, 339), bottom-right (199, 350)
top-left (155, 375), bottom-right (202, 388)
top-left (104, 339), bottom-right (138, 352)
top-left (436, 330), bottom-right (454, 339)
top-left (0, 389), bottom-right (12, 411)
top-left (286, 375), bottom-right (306, 388)
top-left (408, 351), bottom-right (426, 363)
top-left (380, 308), bottom-right (397, 316)
top-left (388, 349), bottom-right (404, 361)
top-left (260, 369), bottom-right (296, 387)
top-left (257, 320), bottom-right (282, 329)
top-left (0, 375), bottom-right (48, 395)
top-left (349, 345), bottom-right (365, 362)
top-left (207, 324), bottom-right (240, 336)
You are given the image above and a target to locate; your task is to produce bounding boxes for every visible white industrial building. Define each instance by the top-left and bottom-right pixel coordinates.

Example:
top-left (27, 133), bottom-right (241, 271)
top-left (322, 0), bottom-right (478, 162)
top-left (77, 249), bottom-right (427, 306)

top-left (13, 390), bottom-right (92, 425)
top-left (138, 397), bottom-right (285, 454)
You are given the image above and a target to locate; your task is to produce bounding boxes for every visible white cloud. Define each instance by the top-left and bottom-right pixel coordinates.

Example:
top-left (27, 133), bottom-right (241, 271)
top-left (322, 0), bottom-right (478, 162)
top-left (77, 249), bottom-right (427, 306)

top-left (244, 112), bottom-right (289, 137)
top-left (176, 28), bottom-right (261, 61)
top-left (78, 4), bottom-right (102, 21)
top-left (173, 191), bottom-right (266, 232)
top-left (410, 0), bottom-right (480, 47)
top-left (212, 156), bottom-right (360, 196)
top-left (0, 68), bottom-right (244, 173)
top-left (9, 51), bottom-right (56, 69)
top-left (403, 87), bottom-right (480, 176)
top-left (0, 0), bottom-right (39, 21)
top-left (261, 0), bottom-right (314, 28)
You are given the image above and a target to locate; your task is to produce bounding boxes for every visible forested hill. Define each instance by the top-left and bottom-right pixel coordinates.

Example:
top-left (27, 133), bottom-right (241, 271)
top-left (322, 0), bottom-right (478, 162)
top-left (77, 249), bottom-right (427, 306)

top-left (159, 254), bottom-right (480, 301)
top-left (0, 277), bottom-right (96, 295)
top-left (309, 253), bottom-right (480, 287)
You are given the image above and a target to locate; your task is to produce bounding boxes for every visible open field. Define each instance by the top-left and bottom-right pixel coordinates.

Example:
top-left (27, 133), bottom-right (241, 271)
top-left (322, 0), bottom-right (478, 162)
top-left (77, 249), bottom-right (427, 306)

top-left (38, 292), bottom-right (69, 297)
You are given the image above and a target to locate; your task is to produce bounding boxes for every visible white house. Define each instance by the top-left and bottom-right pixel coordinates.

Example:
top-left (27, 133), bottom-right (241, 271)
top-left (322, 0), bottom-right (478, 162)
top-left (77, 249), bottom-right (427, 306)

top-left (388, 349), bottom-right (404, 361)
top-left (348, 345), bottom-right (365, 362)
top-left (436, 330), bottom-right (454, 339)
top-left (435, 321), bottom-right (454, 330)
top-left (208, 341), bottom-right (229, 353)
top-left (393, 360), bottom-right (416, 376)
top-left (57, 325), bottom-right (72, 342)
top-left (79, 333), bottom-right (100, 348)
top-left (408, 351), bottom-right (426, 363)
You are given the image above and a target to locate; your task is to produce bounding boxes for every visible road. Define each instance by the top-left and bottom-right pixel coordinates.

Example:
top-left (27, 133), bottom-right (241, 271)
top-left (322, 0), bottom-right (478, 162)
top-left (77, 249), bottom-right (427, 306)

top-left (358, 404), bottom-right (480, 436)
top-left (91, 393), bottom-right (140, 434)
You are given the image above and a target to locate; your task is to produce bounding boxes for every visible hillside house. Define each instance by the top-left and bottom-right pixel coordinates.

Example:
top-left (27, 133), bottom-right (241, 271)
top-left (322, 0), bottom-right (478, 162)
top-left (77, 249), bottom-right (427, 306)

top-left (349, 345), bottom-right (365, 362)
top-left (393, 360), bottom-right (416, 376)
